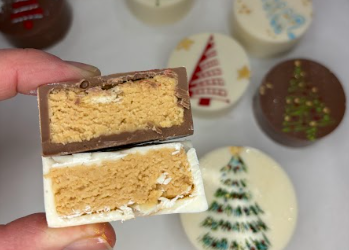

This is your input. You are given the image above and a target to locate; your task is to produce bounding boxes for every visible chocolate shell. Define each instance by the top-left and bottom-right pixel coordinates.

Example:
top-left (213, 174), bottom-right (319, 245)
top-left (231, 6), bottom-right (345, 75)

top-left (0, 0), bottom-right (72, 49)
top-left (38, 67), bottom-right (194, 156)
top-left (254, 59), bottom-right (346, 147)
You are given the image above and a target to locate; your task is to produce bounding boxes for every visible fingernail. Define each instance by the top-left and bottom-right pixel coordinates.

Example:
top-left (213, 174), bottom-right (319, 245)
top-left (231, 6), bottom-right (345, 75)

top-left (65, 61), bottom-right (101, 77)
top-left (64, 237), bottom-right (113, 250)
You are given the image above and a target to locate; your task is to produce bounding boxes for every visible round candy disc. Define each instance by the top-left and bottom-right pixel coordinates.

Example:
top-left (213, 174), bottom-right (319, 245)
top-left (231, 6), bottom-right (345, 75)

top-left (126, 0), bottom-right (194, 25)
top-left (168, 33), bottom-right (250, 115)
top-left (181, 146), bottom-right (297, 250)
top-left (254, 59), bottom-right (346, 147)
top-left (233, 0), bottom-right (313, 57)
top-left (0, 0), bottom-right (72, 49)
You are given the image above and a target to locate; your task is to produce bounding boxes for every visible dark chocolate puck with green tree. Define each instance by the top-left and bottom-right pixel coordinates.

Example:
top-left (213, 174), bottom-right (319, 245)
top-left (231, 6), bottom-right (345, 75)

top-left (254, 59), bottom-right (346, 147)
top-left (0, 0), bottom-right (72, 49)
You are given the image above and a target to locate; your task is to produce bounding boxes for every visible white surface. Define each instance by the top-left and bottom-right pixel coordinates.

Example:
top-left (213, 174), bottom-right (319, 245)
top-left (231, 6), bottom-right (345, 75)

top-left (181, 147), bottom-right (297, 250)
top-left (168, 33), bottom-right (250, 113)
top-left (0, 0), bottom-right (348, 249)
top-left (43, 142), bottom-right (207, 228)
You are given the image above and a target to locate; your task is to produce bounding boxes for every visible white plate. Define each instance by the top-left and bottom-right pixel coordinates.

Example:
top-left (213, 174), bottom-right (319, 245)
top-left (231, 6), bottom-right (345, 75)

top-left (0, 0), bottom-right (348, 249)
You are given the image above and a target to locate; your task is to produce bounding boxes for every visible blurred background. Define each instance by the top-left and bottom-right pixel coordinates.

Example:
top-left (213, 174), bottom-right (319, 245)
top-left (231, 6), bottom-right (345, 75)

top-left (0, 0), bottom-right (349, 249)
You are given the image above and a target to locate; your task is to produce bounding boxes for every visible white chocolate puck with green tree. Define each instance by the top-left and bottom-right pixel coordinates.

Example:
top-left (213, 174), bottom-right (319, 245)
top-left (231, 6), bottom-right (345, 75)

top-left (181, 146), bottom-right (297, 250)
top-left (125, 0), bottom-right (194, 25)
top-left (254, 59), bottom-right (346, 147)
top-left (232, 0), bottom-right (313, 57)
top-left (168, 33), bottom-right (251, 115)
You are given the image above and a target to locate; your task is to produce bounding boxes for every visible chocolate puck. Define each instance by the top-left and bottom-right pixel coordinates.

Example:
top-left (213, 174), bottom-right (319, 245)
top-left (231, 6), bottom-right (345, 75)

top-left (232, 0), bottom-right (313, 57)
top-left (0, 0), bottom-right (72, 49)
top-left (181, 146), bottom-right (297, 250)
top-left (254, 59), bottom-right (346, 147)
top-left (126, 0), bottom-right (194, 25)
top-left (168, 33), bottom-right (251, 116)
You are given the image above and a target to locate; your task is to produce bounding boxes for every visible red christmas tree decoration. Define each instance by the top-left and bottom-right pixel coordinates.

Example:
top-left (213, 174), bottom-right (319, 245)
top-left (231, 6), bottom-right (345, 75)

top-left (189, 35), bottom-right (229, 106)
top-left (10, 0), bottom-right (44, 30)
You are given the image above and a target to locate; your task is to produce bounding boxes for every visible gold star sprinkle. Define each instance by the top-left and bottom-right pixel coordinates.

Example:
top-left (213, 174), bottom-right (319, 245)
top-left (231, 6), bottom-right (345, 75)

top-left (176, 38), bottom-right (194, 51)
top-left (302, 0), bottom-right (311, 6)
top-left (259, 86), bottom-right (266, 95)
top-left (323, 107), bottom-right (330, 114)
top-left (306, 101), bottom-right (313, 106)
top-left (295, 60), bottom-right (301, 67)
top-left (239, 4), bottom-right (251, 14)
top-left (312, 87), bottom-right (318, 93)
top-left (237, 66), bottom-right (251, 80)
top-left (230, 147), bottom-right (242, 156)
top-left (266, 29), bottom-right (277, 39)
top-left (284, 116), bottom-right (291, 122)
top-left (266, 83), bottom-right (273, 89)
top-left (309, 121), bottom-right (317, 127)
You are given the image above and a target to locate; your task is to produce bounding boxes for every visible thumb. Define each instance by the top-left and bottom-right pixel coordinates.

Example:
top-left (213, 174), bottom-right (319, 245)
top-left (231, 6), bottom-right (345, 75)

top-left (0, 48), bottom-right (101, 101)
top-left (0, 213), bottom-right (116, 250)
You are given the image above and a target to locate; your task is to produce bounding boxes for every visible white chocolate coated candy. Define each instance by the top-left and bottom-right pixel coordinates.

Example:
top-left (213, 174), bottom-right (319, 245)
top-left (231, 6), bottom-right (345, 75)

top-left (168, 33), bottom-right (250, 115)
top-left (43, 142), bottom-right (208, 228)
top-left (126, 0), bottom-right (194, 25)
top-left (181, 146), bottom-right (298, 250)
top-left (233, 0), bottom-right (313, 57)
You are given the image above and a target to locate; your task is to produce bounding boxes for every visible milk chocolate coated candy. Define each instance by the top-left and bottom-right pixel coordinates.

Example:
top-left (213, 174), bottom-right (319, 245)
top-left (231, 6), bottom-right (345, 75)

top-left (0, 0), bottom-right (72, 49)
top-left (254, 59), bottom-right (346, 147)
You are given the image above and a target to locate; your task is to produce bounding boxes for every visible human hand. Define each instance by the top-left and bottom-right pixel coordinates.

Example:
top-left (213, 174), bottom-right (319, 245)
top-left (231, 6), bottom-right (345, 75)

top-left (0, 49), bottom-right (116, 250)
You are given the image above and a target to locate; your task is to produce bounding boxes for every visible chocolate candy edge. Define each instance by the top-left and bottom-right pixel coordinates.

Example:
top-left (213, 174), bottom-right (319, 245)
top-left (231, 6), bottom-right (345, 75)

top-left (38, 67), bottom-right (193, 156)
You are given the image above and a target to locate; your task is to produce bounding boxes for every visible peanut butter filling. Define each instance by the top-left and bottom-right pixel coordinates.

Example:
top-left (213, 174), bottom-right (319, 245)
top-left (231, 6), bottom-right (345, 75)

top-left (48, 75), bottom-right (184, 144)
top-left (45, 147), bottom-right (194, 217)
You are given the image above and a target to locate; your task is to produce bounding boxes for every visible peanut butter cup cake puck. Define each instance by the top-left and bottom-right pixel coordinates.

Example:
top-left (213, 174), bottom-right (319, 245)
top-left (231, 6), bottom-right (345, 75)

top-left (0, 0), bottom-right (72, 48)
top-left (168, 33), bottom-right (250, 115)
top-left (181, 146), bottom-right (298, 250)
top-left (232, 0), bottom-right (313, 57)
top-left (254, 59), bottom-right (346, 147)
top-left (126, 0), bottom-right (194, 25)
top-left (44, 142), bottom-right (208, 228)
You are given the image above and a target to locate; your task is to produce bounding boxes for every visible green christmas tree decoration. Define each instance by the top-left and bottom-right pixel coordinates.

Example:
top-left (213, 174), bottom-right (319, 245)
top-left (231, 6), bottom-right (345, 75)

top-left (199, 147), bottom-right (271, 250)
top-left (201, 232), bottom-right (270, 250)
top-left (201, 233), bottom-right (229, 250)
top-left (208, 201), bottom-right (264, 217)
top-left (221, 154), bottom-right (247, 174)
top-left (214, 188), bottom-right (251, 201)
top-left (201, 217), bottom-right (268, 233)
top-left (282, 60), bottom-right (335, 141)
top-left (222, 179), bottom-right (247, 188)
